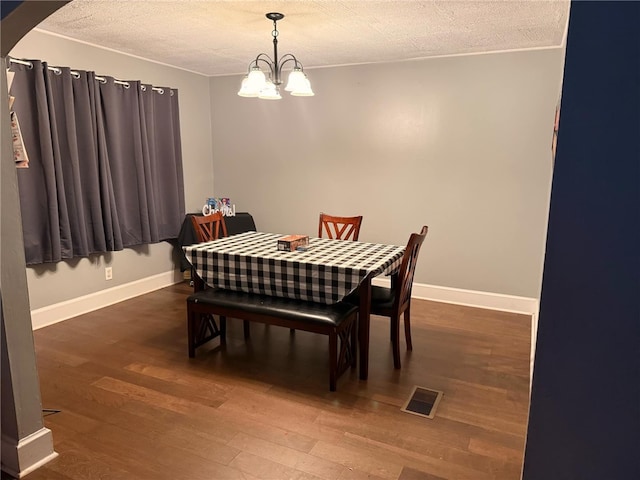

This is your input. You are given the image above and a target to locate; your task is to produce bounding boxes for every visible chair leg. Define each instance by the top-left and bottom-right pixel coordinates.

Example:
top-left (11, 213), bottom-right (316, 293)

top-left (329, 331), bottom-right (338, 391)
top-left (392, 313), bottom-right (401, 369)
top-left (404, 306), bottom-right (413, 351)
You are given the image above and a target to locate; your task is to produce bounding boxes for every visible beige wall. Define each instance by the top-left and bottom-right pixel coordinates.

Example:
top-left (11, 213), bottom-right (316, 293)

top-left (10, 30), bottom-right (214, 309)
top-left (210, 49), bottom-right (564, 298)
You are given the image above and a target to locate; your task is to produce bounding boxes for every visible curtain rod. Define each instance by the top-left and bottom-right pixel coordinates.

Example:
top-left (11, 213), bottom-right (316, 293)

top-left (8, 57), bottom-right (169, 95)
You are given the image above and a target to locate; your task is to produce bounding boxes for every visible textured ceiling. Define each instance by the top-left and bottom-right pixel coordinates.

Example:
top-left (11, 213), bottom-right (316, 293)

top-left (34, 0), bottom-right (570, 77)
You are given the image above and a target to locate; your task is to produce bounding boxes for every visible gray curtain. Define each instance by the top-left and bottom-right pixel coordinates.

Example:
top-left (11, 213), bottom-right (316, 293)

top-left (9, 61), bottom-right (185, 265)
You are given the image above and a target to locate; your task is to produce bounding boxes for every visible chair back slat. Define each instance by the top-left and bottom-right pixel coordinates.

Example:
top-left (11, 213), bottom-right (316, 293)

top-left (191, 212), bottom-right (228, 243)
top-left (394, 226), bottom-right (428, 310)
top-left (318, 213), bottom-right (363, 241)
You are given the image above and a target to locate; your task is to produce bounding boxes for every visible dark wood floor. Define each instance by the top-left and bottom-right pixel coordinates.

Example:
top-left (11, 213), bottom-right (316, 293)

top-left (23, 282), bottom-right (531, 480)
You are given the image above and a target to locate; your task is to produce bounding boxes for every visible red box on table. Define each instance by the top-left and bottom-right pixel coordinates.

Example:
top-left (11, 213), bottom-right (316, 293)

top-left (277, 234), bottom-right (309, 252)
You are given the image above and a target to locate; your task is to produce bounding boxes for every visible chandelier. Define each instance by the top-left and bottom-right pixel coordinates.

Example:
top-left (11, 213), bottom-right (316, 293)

top-left (238, 12), bottom-right (314, 99)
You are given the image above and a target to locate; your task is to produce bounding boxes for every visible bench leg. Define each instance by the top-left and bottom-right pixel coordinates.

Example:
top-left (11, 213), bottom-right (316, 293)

top-left (329, 313), bottom-right (358, 391)
top-left (187, 303), bottom-right (224, 357)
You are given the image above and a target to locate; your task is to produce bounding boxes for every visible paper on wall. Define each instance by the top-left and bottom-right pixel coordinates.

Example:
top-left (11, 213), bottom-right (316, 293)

top-left (11, 111), bottom-right (29, 168)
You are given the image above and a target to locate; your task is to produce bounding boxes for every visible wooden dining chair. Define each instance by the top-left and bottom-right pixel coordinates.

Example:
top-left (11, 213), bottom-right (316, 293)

top-left (318, 213), bottom-right (363, 241)
top-left (190, 211), bottom-right (228, 243)
top-left (288, 212), bottom-right (363, 337)
top-left (348, 226), bottom-right (428, 369)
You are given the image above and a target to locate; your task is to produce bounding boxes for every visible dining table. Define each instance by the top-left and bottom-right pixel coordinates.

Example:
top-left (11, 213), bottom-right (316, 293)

top-left (183, 231), bottom-right (405, 380)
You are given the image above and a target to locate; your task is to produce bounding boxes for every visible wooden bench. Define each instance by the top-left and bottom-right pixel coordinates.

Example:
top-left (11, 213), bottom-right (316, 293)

top-left (186, 289), bottom-right (358, 391)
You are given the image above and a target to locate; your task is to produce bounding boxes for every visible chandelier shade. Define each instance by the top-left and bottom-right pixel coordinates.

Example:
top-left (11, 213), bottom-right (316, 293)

top-left (238, 12), bottom-right (314, 99)
top-left (258, 80), bottom-right (281, 100)
top-left (284, 67), bottom-right (306, 92)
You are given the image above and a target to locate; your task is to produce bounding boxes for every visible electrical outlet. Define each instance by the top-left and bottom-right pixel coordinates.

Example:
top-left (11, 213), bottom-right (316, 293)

top-left (105, 267), bottom-right (113, 280)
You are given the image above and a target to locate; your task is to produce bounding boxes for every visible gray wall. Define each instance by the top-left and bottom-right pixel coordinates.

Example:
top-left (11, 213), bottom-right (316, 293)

top-left (10, 30), bottom-right (214, 309)
top-left (210, 49), bottom-right (564, 298)
top-left (9, 29), bottom-right (564, 308)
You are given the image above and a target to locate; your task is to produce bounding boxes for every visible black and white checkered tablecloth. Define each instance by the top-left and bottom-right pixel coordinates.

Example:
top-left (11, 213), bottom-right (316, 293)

top-left (183, 231), bottom-right (405, 304)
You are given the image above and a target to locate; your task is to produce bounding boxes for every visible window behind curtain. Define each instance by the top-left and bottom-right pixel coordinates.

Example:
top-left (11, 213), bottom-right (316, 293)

top-left (9, 60), bottom-right (185, 265)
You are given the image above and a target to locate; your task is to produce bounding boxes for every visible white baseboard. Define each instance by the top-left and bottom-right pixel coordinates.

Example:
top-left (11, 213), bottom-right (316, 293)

top-left (1, 428), bottom-right (58, 478)
top-left (372, 278), bottom-right (539, 315)
top-left (530, 310), bottom-right (540, 385)
top-left (32, 273), bottom-right (539, 330)
top-left (31, 270), bottom-right (182, 330)
top-left (372, 278), bottom-right (540, 385)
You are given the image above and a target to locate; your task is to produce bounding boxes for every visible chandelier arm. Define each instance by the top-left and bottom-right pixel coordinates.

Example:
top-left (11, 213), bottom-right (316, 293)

top-left (253, 53), bottom-right (274, 64)
top-left (249, 55), bottom-right (276, 80)
top-left (277, 55), bottom-right (302, 72)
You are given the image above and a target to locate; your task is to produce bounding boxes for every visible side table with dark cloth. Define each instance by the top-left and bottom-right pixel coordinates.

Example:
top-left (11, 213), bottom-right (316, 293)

top-left (177, 212), bottom-right (256, 271)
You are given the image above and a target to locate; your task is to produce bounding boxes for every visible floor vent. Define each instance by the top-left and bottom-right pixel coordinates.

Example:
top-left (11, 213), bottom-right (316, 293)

top-left (401, 386), bottom-right (443, 419)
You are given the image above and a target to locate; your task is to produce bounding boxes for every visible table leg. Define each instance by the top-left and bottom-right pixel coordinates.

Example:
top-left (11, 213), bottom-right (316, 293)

top-left (390, 271), bottom-right (398, 292)
top-left (358, 275), bottom-right (372, 380)
top-left (192, 269), bottom-right (205, 293)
